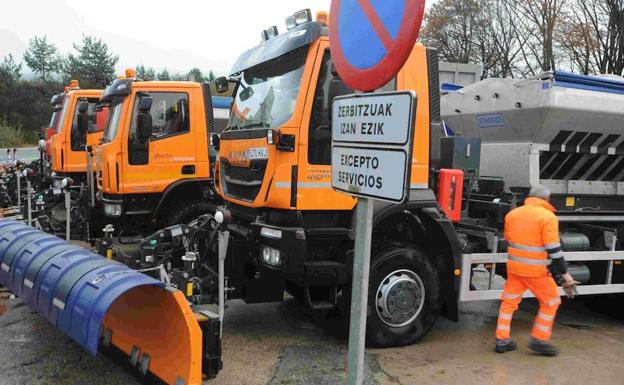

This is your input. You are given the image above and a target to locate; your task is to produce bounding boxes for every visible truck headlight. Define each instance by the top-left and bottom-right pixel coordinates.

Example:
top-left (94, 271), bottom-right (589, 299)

top-left (261, 246), bottom-right (281, 266)
top-left (104, 203), bottom-right (122, 217)
top-left (260, 227), bottom-right (282, 239)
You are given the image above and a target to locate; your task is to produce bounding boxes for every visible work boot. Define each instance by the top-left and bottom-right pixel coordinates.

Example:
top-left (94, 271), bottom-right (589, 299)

top-left (529, 339), bottom-right (559, 356)
top-left (495, 339), bottom-right (517, 353)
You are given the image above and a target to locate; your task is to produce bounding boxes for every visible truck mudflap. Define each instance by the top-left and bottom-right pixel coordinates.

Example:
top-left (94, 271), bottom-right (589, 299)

top-left (0, 220), bottom-right (203, 385)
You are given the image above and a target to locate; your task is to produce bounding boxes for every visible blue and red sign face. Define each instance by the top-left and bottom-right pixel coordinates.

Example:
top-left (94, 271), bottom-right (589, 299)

top-left (329, 0), bottom-right (425, 91)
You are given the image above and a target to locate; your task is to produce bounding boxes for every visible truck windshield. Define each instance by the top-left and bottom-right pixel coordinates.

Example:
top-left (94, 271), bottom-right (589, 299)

top-left (103, 97), bottom-right (125, 142)
top-left (48, 110), bottom-right (60, 129)
top-left (228, 46), bottom-right (307, 130)
top-left (56, 97), bottom-right (71, 132)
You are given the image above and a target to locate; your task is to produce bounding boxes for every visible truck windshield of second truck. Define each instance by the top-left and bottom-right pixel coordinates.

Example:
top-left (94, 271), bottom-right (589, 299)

top-left (228, 46), bottom-right (307, 130)
top-left (103, 97), bottom-right (124, 142)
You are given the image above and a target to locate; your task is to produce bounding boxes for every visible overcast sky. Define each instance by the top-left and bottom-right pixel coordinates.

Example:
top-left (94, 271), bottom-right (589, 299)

top-left (0, 0), bottom-right (433, 77)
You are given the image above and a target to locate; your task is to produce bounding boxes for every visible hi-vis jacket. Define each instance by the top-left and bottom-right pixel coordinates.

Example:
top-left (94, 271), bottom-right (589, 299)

top-left (504, 197), bottom-right (564, 277)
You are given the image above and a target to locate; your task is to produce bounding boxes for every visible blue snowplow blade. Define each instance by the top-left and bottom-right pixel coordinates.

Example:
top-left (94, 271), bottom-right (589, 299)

top-left (0, 220), bottom-right (204, 384)
top-left (0, 220), bottom-right (165, 352)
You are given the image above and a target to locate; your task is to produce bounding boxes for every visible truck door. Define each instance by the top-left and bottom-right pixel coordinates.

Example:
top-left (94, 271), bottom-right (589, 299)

top-left (124, 90), bottom-right (197, 193)
top-left (297, 47), bottom-right (357, 210)
top-left (70, 97), bottom-right (100, 151)
top-left (66, 97), bottom-right (100, 172)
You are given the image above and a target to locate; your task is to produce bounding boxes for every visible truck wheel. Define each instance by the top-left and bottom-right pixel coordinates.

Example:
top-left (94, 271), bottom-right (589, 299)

top-left (160, 200), bottom-right (214, 227)
top-left (366, 243), bottom-right (441, 347)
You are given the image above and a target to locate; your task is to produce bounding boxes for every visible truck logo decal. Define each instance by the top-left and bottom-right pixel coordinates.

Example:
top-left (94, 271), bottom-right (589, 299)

top-left (476, 113), bottom-right (505, 128)
top-left (228, 147), bottom-right (268, 167)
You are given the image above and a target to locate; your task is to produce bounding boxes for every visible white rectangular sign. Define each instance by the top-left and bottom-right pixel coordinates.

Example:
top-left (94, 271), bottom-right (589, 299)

top-left (332, 146), bottom-right (409, 203)
top-left (332, 91), bottom-right (415, 145)
top-left (331, 91), bottom-right (416, 203)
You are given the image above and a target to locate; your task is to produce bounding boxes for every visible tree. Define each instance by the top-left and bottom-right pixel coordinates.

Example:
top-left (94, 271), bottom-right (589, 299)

top-left (0, 54), bottom-right (24, 124)
top-left (0, 54), bottom-right (22, 85)
top-left (63, 35), bottom-right (119, 88)
top-left (510, 0), bottom-right (567, 73)
top-left (157, 68), bottom-right (170, 81)
top-left (557, 8), bottom-right (601, 74)
top-left (207, 70), bottom-right (216, 82)
top-left (23, 36), bottom-right (61, 81)
top-left (421, 0), bottom-right (485, 64)
top-left (136, 64), bottom-right (156, 81)
top-left (570, 0), bottom-right (624, 75)
top-left (170, 72), bottom-right (187, 81)
top-left (482, 0), bottom-right (529, 77)
top-left (187, 67), bottom-right (204, 82)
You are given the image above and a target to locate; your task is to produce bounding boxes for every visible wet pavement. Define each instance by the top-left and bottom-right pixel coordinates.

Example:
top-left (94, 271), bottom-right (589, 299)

top-left (0, 147), bottom-right (39, 164)
top-left (0, 283), bottom-right (623, 385)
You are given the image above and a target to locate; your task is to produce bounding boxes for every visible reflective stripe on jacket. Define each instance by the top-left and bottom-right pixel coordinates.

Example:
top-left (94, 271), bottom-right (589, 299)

top-left (504, 197), bottom-right (561, 277)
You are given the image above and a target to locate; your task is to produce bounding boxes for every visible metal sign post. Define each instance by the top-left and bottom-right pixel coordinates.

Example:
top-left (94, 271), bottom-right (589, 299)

top-left (217, 230), bottom-right (230, 336)
top-left (346, 198), bottom-right (373, 385)
top-left (332, 91), bottom-right (415, 385)
top-left (26, 180), bottom-right (32, 226)
top-left (16, 171), bottom-right (21, 211)
top-left (329, 1), bottom-right (425, 384)
top-left (65, 189), bottom-right (71, 241)
top-left (86, 146), bottom-right (95, 207)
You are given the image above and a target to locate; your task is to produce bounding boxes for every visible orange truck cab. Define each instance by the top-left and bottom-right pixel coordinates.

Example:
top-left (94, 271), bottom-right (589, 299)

top-left (48, 81), bottom-right (105, 187)
top-left (212, 10), bottom-right (462, 347)
top-left (95, 72), bottom-right (229, 233)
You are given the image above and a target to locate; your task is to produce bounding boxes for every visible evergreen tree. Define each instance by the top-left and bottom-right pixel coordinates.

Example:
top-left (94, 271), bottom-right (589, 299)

top-left (63, 35), bottom-right (119, 88)
top-left (0, 54), bottom-right (22, 85)
top-left (136, 64), bottom-right (156, 81)
top-left (187, 67), bottom-right (204, 82)
top-left (170, 72), bottom-right (187, 81)
top-left (23, 36), bottom-right (61, 81)
top-left (157, 68), bottom-right (170, 81)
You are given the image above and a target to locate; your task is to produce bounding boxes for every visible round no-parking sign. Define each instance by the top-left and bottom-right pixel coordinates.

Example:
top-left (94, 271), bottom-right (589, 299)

top-left (329, 0), bottom-right (426, 92)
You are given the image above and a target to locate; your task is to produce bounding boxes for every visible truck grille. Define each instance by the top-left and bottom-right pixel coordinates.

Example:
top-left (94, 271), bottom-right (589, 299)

top-left (220, 160), bottom-right (267, 202)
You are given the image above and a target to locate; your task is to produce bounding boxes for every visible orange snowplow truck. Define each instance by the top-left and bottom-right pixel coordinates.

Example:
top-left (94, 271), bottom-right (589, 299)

top-left (210, 10), bottom-right (462, 347)
top-left (95, 71), bottom-right (225, 233)
top-left (48, 80), bottom-right (106, 185)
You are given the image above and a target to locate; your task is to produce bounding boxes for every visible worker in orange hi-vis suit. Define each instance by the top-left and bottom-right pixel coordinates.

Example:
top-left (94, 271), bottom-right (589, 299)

top-left (495, 185), bottom-right (577, 356)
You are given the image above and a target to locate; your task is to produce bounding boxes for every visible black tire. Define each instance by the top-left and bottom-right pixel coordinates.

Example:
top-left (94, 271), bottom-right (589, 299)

top-left (159, 199), bottom-right (214, 227)
top-left (365, 242), bottom-right (441, 347)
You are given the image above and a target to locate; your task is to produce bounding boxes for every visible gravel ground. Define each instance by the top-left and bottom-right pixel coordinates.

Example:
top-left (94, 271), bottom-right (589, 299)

top-left (0, 279), bottom-right (623, 385)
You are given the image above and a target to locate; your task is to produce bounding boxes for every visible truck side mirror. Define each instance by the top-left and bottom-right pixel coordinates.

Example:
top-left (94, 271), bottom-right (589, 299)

top-left (211, 133), bottom-right (221, 151)
top-left (137, 96), bottom-right (153, 140)
top-left (76, 101), bottom-right (89, 133)
top-left (215, 77), bottom-right (229, 94)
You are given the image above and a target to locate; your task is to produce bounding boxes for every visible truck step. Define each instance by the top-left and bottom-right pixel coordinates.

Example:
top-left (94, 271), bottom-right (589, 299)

top-left (304, 285), bottom-right (339, 311)
top-left (309, 300), bottom-right (336, 311)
